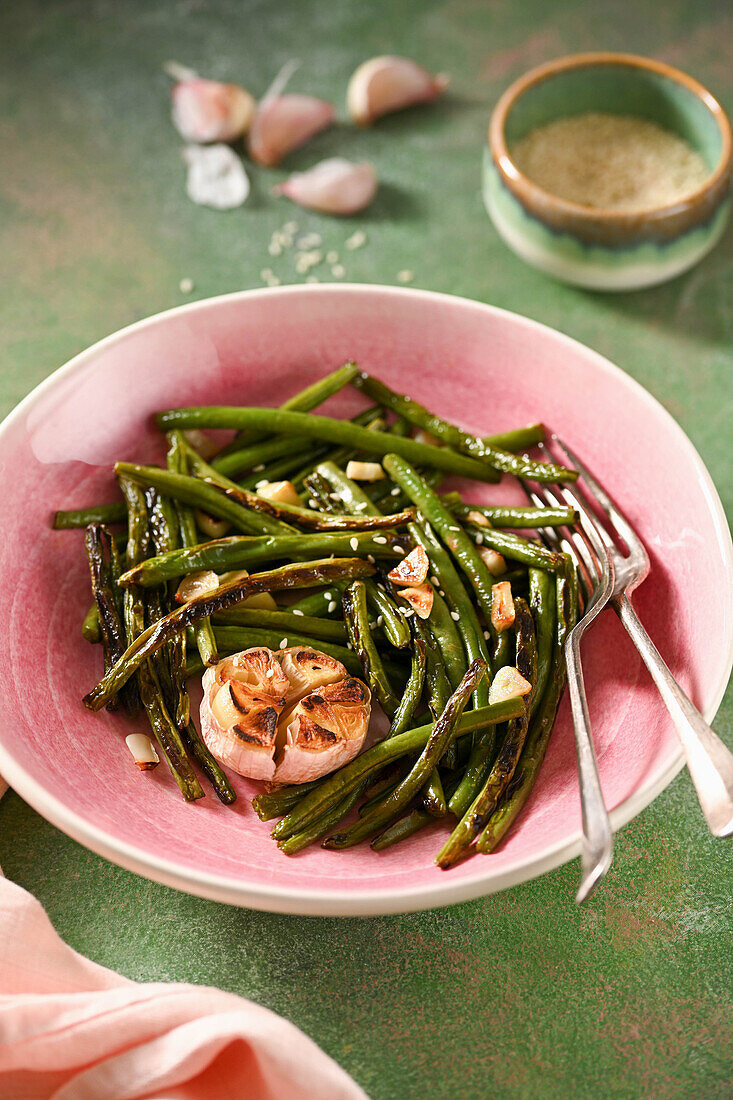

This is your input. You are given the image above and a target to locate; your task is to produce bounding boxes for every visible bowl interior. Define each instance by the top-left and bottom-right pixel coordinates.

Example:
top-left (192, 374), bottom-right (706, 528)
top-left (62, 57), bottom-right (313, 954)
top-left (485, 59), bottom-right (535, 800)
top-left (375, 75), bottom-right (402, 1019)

top-left (0, 286), bottom-right (730, 914)
top-left (504, 60), bottom-right (724, 177)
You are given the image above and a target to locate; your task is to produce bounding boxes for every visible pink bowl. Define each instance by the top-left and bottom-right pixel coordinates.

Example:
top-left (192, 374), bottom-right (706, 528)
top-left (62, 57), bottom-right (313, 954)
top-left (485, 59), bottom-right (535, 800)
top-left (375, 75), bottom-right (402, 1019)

top-left (0, 286), bottom-right (730, 915)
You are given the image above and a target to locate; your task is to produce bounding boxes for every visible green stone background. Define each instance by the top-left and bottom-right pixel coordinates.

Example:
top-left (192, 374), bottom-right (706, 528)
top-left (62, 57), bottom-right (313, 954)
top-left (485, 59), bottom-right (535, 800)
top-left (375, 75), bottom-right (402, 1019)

top-left (1, 1), bottom-right (731, 1097)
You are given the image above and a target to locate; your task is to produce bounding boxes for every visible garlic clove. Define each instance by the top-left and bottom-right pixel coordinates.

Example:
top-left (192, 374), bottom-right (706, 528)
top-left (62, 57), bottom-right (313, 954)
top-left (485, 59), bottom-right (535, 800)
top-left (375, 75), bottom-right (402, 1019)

top-left (273, 157), bottom-right (378, 215)
top-left (183, 144), bottom-right (250, 210)
top-left (248, 95), bottom-right (335, 167)
top-left (347, 56), bottom-right (448, 126)
top-left (172, 78), bottom-right (256, 143)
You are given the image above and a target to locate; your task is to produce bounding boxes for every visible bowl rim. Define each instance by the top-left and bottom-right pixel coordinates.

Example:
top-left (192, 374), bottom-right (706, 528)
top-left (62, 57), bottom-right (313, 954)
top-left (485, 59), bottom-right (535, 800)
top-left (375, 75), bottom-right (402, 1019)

top-left (0, 283), bottom-right (731, 916)
top-left (488, 51), bottom-right (733, 223)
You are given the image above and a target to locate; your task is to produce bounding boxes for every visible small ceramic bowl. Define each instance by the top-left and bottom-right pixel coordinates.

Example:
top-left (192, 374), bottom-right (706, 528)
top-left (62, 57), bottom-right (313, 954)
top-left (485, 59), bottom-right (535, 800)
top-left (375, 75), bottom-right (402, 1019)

top-left (484, 52), bottom-right (732, 290)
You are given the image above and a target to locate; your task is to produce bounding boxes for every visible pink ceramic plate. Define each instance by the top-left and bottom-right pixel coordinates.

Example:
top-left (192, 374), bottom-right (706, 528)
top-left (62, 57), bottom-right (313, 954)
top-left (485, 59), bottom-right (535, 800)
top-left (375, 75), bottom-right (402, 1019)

top-left (0, 286), bottom-right (730, 915)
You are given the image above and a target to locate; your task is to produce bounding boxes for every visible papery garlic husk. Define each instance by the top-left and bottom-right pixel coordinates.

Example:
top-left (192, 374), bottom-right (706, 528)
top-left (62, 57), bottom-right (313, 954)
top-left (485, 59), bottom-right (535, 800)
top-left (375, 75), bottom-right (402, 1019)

top-left (183, 144), bottom-right (250, 210)
top-left (248, 95), bottom-right (335, 167)
top-left (172, 78), bottom-right (256, 142)
top-left (273, 158), bottom-right (377, 215)
top-left (347, 56), bottom-right (448, 125)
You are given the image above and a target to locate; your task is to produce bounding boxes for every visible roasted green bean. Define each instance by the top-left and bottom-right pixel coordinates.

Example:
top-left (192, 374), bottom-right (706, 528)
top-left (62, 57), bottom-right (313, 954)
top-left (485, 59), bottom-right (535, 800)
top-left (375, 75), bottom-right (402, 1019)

top-left (55, 502), bottom-right (127, 529)
top-left (354, 373), bottom-right (575, 482)
top-left (343, 580), bottom-right (400, 716)
top-left (118, 531), bottom-right (400, 589)
top-left (156, 407), bottom-right (503, 483)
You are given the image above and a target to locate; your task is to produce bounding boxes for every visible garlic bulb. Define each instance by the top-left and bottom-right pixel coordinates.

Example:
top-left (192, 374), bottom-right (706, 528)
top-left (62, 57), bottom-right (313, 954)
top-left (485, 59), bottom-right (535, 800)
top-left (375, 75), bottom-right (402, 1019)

top-left (183, 144), bottom-right (250, 210)
top-left (172, 78), bottom-right (256, 143)
top-left (273, 158), bottom-right (377, 215)
top-left (249, 95), bottom-right (335, 166)
top-left (347, 56), bottom-right (448, 126)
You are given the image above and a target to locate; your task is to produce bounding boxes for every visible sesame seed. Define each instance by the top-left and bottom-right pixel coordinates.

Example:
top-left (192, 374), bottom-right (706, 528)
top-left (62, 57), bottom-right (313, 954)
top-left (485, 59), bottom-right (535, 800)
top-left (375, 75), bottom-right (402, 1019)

top-left (397, 269), bottom-right (414, 284)
top-left (448, 526), bottom-right (460, 532)
top-left (373, 535), bottom-right (387, 545)
top-left (326, 250), bottom-right (339, 264)
top-left (307, 499), bottom-right (318, 508)
top-left (179, 277), bottom-right (194, 294)
top-left (431, 576), bottom-right (439, 586)
top-left (323, 592), bottom-right (332, 599)
top-left (377, 615), bottom-right (384, 626)
top-left (350, 537), bottom-right (359, 551)
top-left (439, 589), bottom-right (445, 597)
top-left (328, 601), bottom-right (337, 613)
top-left (475, 533), bottom-right (483, 544)
top-left (345, 230), bottom-right (366, 250)
top-left (367, 554), bottom-right (375, 564)
top-left (397, 546), bottom-right (407, 555)
top-left (253, 463), bottom-right (265, 472)
top-left (391, 487), bottom-right (401, 496)
top-left (292, 609), bottom-right (304, 616)
top-left (255, 479), bottom-right (268, 489)
top-left (297, 232), bottom-right (322, 249)
top-left (279, 638), bottom-right (288, 649)
top-left (331, 264), bottom-right (346, 278)
top-left (403, 608), bottom-right (414, 617)
top-left (450, 611), bottom-right (460, 621)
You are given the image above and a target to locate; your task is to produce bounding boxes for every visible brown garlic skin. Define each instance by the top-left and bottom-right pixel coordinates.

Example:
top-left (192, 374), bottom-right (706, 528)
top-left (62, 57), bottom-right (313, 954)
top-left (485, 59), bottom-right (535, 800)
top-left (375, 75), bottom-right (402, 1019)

top-left (172, 78), bottom-right (256, 143)
top-left (347, 56), bottom-right (448, 126)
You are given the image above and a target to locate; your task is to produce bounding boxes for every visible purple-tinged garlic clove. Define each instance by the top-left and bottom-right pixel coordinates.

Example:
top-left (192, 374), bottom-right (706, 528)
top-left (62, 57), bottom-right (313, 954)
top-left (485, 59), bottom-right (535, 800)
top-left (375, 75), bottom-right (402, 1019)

top-left (273, 158), bottom-right (377, 215)
top-left (183, 144), bottom-right (250, 210)
top-left (172, 78), bottom-right (256, 143)
top-left (347, 56), bottom-right (448, 126)
top-left (248, 95), bottom-right (335, 167)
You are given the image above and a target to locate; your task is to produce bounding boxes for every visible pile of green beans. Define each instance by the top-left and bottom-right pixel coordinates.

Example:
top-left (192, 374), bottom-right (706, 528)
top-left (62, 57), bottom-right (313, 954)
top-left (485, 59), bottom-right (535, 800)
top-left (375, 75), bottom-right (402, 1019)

top-left (55, 364), bottom-right (578, 866)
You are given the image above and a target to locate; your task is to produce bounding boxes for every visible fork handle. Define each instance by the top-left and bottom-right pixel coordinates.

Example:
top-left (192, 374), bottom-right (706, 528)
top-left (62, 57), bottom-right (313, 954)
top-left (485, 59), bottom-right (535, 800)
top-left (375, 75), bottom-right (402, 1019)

top-left (565, 634), bottom-right (614, 903)
top-left (615, 593), bottom-right (733, 837)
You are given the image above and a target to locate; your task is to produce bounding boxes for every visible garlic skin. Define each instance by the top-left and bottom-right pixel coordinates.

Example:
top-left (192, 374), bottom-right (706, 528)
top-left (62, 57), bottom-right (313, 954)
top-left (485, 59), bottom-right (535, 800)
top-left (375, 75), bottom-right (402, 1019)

top-left (347, 56), bottom-right (448, 126)
top-left (172, 79), bottom-right (256, 143)
top-left (248, 95), bottom-right (335, 167)
top-left (183, 144), bottom-right (250, 210)
top-left (273, 158), bottom-right (377, 215)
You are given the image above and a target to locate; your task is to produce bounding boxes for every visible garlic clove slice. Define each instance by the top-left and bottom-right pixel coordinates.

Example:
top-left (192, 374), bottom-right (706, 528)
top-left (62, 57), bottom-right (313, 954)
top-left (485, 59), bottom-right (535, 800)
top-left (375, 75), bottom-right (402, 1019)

top-left (347, 56), bottom-right (448, 126)
top-left (273, 158), bottom-right (377, 215)
top-left (172, 78), bottom-right (256, 143)
top-left (248, 95), bottom-right (335, 167)
top-left (183, 144), bottom-right (250, 210)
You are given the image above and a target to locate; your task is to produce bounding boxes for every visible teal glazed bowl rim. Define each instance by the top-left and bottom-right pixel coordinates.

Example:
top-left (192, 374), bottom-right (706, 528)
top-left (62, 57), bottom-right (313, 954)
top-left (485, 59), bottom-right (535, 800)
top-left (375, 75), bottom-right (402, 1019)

top-left (487, 51), bottom-right (732, 246)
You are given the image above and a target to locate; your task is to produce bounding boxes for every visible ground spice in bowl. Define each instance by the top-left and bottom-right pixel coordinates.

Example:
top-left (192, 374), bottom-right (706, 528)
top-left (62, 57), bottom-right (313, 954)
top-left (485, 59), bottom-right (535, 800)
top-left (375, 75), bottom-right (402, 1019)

top-left (510, 112), bottom-right (710, 210)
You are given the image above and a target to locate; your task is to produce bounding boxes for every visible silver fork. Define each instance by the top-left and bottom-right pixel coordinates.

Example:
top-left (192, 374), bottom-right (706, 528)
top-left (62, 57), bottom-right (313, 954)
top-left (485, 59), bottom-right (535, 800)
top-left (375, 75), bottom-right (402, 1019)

top-left (530, 435), bottom-right (733, 840)
top-left (524, 450), bottom-right (616, 903)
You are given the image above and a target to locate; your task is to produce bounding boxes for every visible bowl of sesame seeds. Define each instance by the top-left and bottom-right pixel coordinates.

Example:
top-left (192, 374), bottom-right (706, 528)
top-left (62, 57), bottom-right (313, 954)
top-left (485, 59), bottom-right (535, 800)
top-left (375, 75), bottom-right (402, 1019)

top-left (484, 52), bottom-right (732, 290)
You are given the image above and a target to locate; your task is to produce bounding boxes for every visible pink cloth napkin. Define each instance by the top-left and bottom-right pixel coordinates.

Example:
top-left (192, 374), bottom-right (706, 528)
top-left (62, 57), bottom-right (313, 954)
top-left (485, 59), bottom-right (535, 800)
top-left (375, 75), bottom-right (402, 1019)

top-left (0, 844), bottom-right (367, 1100)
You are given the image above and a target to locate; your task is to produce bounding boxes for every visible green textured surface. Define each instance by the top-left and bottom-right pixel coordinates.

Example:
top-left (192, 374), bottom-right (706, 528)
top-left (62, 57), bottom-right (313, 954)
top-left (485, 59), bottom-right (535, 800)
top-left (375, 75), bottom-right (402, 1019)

top-left (1, 2), bottom-right (732, 1098)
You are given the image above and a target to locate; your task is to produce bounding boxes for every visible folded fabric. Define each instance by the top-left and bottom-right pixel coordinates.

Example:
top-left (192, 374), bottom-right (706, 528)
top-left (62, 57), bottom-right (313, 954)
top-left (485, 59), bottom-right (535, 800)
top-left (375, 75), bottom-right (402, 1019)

top-left (0, 874), bottom-right (368, 1100)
